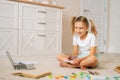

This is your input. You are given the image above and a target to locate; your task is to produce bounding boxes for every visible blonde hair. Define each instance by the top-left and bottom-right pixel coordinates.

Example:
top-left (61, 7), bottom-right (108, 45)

top-left (71, 16), bottom-right (97, 36)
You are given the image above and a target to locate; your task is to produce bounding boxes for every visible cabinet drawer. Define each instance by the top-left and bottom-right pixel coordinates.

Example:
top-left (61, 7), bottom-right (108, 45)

top-left (19, 3), bottom-right (46, 18)
top-left (0, 1), bottom-right (18, 29)
top-left (20, 18), bottom-right (59, 31)
top-left (46, 8), bottom-right (60, 20)
top-left (0, 1), bottom-right (18, 17)
top-left (46, 19), bottom-right (60, 31)
top-left (19, 17), bottom-right (46, 30)
top-left (0, 16), bottom-right (18, 29)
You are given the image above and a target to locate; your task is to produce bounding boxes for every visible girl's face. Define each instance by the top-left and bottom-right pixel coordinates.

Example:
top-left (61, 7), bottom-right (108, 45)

top-left (74, 22), bottom-right (88, 38)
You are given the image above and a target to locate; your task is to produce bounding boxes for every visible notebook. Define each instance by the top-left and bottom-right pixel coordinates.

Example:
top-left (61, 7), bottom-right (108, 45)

top-left (6, 51), bottom-right (35, 70)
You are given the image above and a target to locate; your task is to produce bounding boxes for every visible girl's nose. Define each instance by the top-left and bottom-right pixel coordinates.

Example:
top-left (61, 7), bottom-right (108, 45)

top-left (76, 29), bottom-right (80, 32)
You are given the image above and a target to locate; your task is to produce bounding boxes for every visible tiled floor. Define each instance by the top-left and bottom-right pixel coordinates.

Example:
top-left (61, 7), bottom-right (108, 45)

top-left (0, 53), bottom-right (120, 80)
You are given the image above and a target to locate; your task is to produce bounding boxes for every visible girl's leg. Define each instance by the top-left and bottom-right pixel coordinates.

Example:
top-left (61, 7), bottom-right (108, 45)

top-left (57, 54), bottom-right (79, 68)
top-left (80, 55), bottom-right (98, 68)
top-left (57, 53), bottom-right (69, 62)
top-left (59, 62), bottom-right (77, 68)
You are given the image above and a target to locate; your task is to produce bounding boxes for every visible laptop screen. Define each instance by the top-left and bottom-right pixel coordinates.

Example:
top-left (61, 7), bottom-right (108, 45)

top-left (6, 51), bottom-right (15, 68)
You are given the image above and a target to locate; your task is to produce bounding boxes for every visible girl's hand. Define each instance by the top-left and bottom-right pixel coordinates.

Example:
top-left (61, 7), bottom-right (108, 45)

top-left (67, 55), bottom-right (77, 60)
top-left (73, 58), bottom-right (81, 66)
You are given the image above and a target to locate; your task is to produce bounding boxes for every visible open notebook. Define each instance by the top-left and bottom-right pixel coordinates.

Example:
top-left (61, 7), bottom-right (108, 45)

top-left (6, 51), bottom-right (35, 70)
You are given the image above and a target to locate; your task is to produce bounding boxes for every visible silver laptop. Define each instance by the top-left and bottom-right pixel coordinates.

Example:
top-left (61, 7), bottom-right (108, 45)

top-left (6, 51), bottom-right (35, 70)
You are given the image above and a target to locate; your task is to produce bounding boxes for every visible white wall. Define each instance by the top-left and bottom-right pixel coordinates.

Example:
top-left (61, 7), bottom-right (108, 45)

top-left (56, 0), bottom-right (80, 53)
top-left (107, 0), bottom-right (120, 53)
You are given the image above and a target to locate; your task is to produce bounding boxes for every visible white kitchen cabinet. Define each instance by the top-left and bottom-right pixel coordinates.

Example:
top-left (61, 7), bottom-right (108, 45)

top-left (0, 1), bottom-right (18, 56)
top-left (18, 3), bottom-right (62, 56)
top-left (0, 0), bottom-right (63, 57)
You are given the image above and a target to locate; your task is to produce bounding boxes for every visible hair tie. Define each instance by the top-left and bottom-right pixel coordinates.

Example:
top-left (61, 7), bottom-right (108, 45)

top-left (74, 16), bottom-right (80, 21)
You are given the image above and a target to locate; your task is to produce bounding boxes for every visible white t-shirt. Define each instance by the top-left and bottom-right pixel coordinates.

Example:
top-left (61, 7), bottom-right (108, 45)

top-left (73, 32), bottom-right (97, 54)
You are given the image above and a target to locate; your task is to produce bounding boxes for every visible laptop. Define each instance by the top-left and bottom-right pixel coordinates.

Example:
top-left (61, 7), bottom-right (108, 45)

top-left (6, 51), bottom-right (35, 70)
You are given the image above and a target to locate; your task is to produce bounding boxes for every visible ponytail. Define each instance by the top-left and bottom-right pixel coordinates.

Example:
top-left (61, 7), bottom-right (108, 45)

top-left (71, 16), bottom-right (76, 34)
top-left (89, 20), bottom-right (97, 36)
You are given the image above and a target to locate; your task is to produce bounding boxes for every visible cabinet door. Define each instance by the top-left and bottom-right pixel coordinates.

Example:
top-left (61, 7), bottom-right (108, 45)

top-left (46, 32), bottom-right (61, 55)
top-left (0, 29), bottom-right (17, 56)
top-left (18, 30), bottom-right (46, 56)
top-left (0, 1), bottom-right (18, 29)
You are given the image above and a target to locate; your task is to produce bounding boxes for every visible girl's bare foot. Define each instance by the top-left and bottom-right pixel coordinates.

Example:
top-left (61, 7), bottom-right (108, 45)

top-left (59, 62), bottom-right (66, 67)
top-left (81, 66), bottom-right (87, 70)
top-left (59, 62), bottom-right (76, 68)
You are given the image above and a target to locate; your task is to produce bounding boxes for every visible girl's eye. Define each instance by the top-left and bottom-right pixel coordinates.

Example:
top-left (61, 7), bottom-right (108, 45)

top-left (79, 27), bottom-right (83, 29)
top-left (75, 27), bottom-right (84, 29)
top-left (75, 27), bottom-right (78, 29)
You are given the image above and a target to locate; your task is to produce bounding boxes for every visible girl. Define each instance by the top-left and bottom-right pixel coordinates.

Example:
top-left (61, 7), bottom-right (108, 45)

top-left (57, 16), bottom-right (98, 70)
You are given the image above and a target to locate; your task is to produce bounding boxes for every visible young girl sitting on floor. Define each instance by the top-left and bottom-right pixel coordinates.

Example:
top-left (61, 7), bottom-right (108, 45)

top-left (57, 16), bottom-right (98, 70)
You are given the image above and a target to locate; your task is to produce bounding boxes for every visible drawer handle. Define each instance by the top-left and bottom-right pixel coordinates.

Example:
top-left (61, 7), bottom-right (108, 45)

top-left (84, 9), bottom-right (90, 12)
top-left (37, 22), bottom-right (46, 25)
top-left (38, 11), bottom-right (47, 13)
top-left (37, 34), bottom-right (46, 37)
